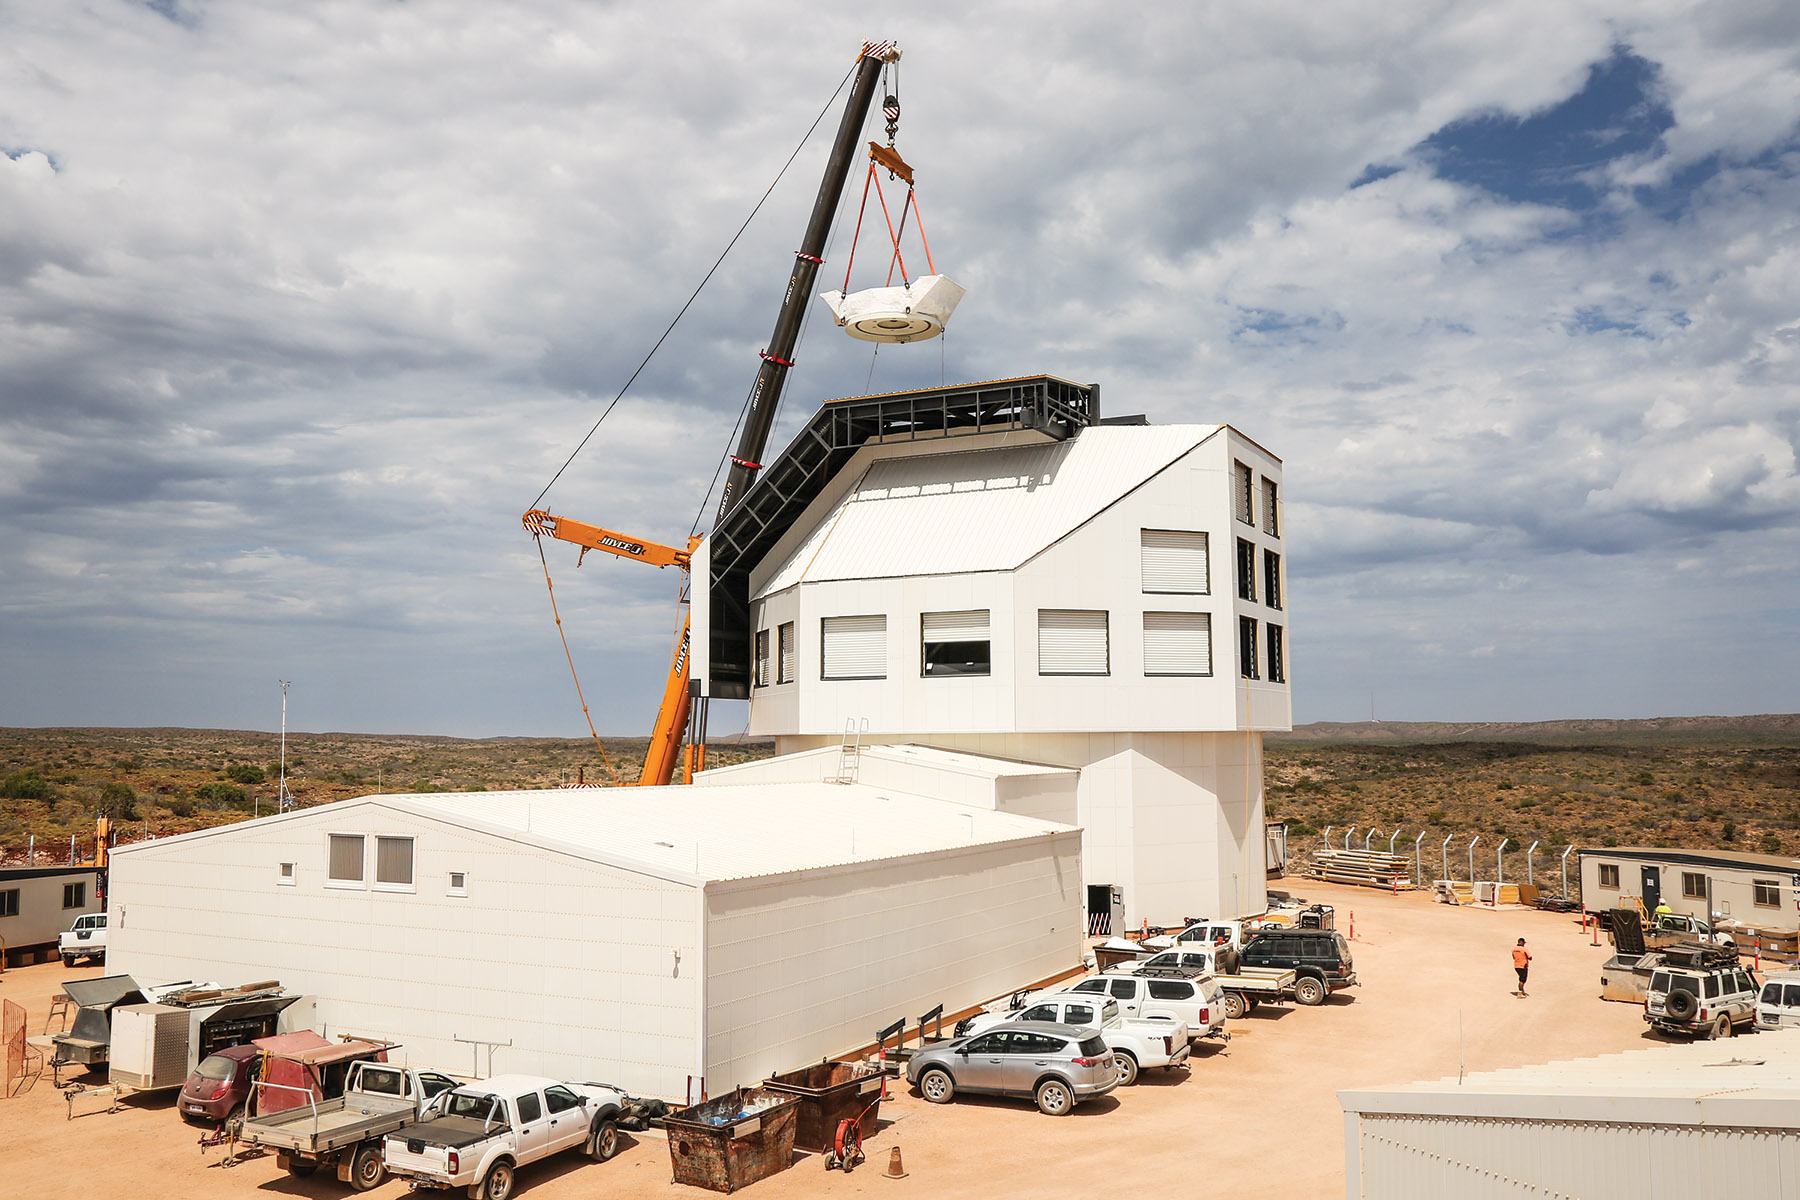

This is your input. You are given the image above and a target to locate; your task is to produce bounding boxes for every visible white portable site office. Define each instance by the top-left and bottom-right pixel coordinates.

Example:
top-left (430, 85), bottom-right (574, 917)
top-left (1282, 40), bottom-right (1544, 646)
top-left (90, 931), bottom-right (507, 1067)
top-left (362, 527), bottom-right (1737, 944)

top-left (690, 377), bottom-right (1292, 929)
top-left (1340, 1030), bottom-right (1800, 1199)
top-left (0, 864), bottom-right (102, 964)
top-left (1579, 845), bottom-right (1800, 929)
top-left (106, 785), bottom-right (1081, 1099)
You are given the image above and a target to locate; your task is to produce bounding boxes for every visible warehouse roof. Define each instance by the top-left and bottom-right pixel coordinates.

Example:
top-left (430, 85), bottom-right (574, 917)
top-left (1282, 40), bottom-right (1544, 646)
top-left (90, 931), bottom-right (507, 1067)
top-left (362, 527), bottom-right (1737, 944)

top-left (753, 424), bottom-right (1224, 598)
top-left (382, 781), bottom-right (1075, 885)
top-left (1341, 1028), bottom-right (1800, 1129)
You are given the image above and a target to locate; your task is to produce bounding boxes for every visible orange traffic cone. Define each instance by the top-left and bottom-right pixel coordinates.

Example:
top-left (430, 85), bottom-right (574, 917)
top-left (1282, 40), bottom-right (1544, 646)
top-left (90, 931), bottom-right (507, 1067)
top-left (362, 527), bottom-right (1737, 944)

top-left (884, 1146), bottom-right (908, 1180)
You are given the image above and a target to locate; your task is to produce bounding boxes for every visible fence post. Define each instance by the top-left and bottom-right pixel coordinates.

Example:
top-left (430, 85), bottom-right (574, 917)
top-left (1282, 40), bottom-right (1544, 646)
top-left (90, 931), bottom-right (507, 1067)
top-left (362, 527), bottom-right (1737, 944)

top-left (1468, 836), bottom-right (1481, 883)
top-left (1389, 829), bottom-right (1401, 854)
top-left (1495, 838), bottom-right (1511, 897)
top-left (1345, 826), bottom-right (1356, 851)
top-left (1363, 828), bottom-right (1376, 851)
top-left (1526, 840), bottom-right (1539, 886)
top-left (1441, 833), bottom-right (1454, 882)
top-left (1322, 826), bottom-right (1333, 851)
top-left (1414, 831), bottom-right (1427, 886)
top-left (1562, 846), bottom-right (1575, 900)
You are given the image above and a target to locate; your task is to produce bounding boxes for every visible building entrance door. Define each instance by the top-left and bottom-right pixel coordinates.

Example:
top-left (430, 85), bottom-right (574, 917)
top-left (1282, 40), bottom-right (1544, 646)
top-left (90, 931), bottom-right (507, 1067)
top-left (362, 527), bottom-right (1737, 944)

top-left (1641, 866), bottom-right (1661, 910)
top-left (1087, 885), bottom-right (1112, 936)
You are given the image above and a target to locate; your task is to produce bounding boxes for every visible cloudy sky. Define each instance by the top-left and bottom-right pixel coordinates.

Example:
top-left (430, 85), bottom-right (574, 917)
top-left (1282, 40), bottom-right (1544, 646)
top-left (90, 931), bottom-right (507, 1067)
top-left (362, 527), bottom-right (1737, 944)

top-left (3, 1), bottom-right (1798, 737)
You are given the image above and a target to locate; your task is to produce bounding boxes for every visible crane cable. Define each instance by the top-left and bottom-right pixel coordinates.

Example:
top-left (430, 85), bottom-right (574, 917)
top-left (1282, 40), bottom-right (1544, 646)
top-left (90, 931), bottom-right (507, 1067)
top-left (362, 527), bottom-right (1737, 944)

top-left (535, 537), bottom-right (622, 784)
top-left (527, 61), bottom-right (859, 514)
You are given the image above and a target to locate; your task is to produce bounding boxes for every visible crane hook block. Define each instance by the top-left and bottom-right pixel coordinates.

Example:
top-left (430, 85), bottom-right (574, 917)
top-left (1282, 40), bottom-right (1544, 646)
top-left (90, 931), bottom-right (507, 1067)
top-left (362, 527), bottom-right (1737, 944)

top-left (821, 274), bottom-right (965, 344)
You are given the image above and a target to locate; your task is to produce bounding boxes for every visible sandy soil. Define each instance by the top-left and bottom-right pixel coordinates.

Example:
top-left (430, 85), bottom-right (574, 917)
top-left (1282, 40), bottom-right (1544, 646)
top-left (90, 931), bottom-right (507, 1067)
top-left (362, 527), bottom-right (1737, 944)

top-left (0, 881), bottom-right (1661, 1200)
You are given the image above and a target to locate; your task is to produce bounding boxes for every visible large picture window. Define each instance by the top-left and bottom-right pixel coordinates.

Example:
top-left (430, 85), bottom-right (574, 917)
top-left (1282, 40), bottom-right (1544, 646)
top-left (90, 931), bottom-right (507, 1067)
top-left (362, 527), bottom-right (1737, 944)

top-left (1038, 610), bottom-right (1109, 676)
top-left (922, 610), bottom-right (991, 677)
top-left (821, 615), bottom-right (887, 680)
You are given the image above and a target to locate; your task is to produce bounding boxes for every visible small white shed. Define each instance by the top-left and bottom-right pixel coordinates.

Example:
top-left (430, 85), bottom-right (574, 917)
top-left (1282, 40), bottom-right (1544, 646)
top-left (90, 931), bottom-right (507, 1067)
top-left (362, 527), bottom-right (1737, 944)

top-left (107, 784), bottom-right (1081, 1099)
top-left (1340, 1030), bottom-right (1800, 1199)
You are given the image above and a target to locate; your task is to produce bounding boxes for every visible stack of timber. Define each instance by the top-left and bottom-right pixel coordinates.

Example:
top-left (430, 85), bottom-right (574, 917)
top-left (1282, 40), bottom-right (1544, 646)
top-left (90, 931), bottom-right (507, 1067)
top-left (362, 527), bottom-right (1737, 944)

top-left (1306, 848), bottom-right (1417, 889)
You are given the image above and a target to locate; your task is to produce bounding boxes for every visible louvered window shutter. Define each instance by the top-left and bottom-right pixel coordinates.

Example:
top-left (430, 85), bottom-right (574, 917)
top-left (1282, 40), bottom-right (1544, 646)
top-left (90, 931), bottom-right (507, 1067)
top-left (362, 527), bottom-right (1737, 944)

top-left (821, 615), bottom-right (887, 679)
top-left (1038, 610), bottom-right (1109, 675)
top-left (1144, 612), bottom-right (1212, 676)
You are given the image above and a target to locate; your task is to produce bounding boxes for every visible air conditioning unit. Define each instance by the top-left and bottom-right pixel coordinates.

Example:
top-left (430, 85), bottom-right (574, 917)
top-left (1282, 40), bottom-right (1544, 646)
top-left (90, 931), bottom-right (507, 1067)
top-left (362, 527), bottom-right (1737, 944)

top-left (110, 1004), bottom-right (191, 1091)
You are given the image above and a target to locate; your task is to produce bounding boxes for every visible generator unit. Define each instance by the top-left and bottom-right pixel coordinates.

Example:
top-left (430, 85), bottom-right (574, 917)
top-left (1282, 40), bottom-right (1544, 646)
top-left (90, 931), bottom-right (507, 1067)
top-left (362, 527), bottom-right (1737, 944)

top-left (108, 982), bottom-right (314, 1092)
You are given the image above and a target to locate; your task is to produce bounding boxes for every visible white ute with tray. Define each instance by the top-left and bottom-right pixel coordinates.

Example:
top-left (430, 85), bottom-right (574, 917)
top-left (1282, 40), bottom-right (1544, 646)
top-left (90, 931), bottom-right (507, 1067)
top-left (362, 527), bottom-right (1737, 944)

top-left (240, 1059), bottom-right (459, 1191)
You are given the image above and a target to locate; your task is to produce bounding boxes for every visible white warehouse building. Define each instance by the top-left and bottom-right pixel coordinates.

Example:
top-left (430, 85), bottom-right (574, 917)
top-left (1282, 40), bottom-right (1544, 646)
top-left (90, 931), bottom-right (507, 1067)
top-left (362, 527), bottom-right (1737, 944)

top-left (107, 784), bottom-right (1081, 1100)
top-left (692, 376), bottom-right (1291, 928)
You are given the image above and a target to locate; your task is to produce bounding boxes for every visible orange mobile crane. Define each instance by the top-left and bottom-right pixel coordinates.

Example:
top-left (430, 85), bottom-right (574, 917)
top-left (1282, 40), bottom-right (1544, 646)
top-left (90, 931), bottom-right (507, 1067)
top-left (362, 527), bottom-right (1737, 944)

top-left (524, 41), bottom-right (901, 786)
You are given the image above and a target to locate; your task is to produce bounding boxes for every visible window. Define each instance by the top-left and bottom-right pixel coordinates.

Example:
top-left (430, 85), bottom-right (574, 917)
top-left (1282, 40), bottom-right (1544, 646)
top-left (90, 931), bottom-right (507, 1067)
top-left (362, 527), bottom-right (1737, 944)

top-left (1234, 460), bottom-right (1255, 525)
top-left (375, 836), bottom-right (414, 889)
top-left (1038, 610), bottom-right (1109, 676)
top-left (1148, 980), bottom-right (1196, 1000)
top-left (1268, 624), bottom-right (1286, 684)
top-left (1681, 872), bottom-right (1707, 900)
top-left (0, 889), bottom-right (17, 918)
top-left (1755, 879), bottom-right (1781, 907)
top-left (1070, 979), bottom-right (1106, 995)
top-left (921, 610), bottom-right (991, 677)
top-left (1261, 477), bottom-right (1280, 536)
top-left (1141, 529), bottom-right (1209, 594)
top-left (964, 1032), bottom-right (1008, 1054)
top-left (1064, 1003), bottom-right (1095, 1026)
top-left (1143, 612), bottom-right (1211, 676)
top-left (360, 1066), bottom-right (404, 1096)
top-left (1020, 1003), bottom-right (1060, 1022)
top-left (1598, 863), bottom-right (1620, 888)
top-left (1704, 975), bottom-right (1720, 1000)
top-left (1787, 984), bottom-right (1800, 1008)
top-left (1238, 616), bottom-right (1259, 680)
top-left (821, 615), bottom-right (886, 680)
top-left (777, 622), bottom-right (795, 684)
top-left (753, 629), bottom-right (770, 688)
top-left (448, 871), bottom-right (468, 897)
top-left (278, 862), bottom-right (296, 887)
top-left (1108, 979), bottom-right (1135, 999)
top-left (544, 1085), bottom-right (582, 1114)
top-left (1014, 1032), bottom-right (1064, 1055)
top-left (515, 1093), bottom-right (543, 1124)
top-left (1236, 539), bottom-right (1257, 601)
top-left (63, 882), bottom-right (85, 909)
top-left (1263, 550), bottom-right (1282, 609)
top-left (328, 834), bottom-right (366, 886)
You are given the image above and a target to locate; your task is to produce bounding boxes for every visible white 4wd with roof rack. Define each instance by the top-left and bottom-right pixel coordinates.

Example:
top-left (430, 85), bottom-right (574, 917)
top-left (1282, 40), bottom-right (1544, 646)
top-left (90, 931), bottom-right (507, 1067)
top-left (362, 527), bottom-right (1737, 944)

top-left (1643, 943), bottom-right (1760, 1039)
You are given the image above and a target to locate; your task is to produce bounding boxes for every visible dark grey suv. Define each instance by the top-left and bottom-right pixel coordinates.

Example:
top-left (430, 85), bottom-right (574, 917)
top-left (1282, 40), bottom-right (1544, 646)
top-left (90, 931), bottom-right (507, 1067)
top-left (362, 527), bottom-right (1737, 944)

top-left (905, 1021), bottom-right (1118, 1115)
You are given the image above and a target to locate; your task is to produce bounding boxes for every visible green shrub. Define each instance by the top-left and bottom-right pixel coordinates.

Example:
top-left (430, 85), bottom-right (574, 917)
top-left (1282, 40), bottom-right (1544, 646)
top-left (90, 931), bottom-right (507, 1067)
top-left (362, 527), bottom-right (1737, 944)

top-left (225, 763), bottom-right (266, 785)
top-left (1495, 780), bottom-right (1514, 790)
top-left (1722, 820), bottom-right (1737, 842)
top-left (0, 770), bottom-right (51, 801)
top-left (99, 781), bottom-right (139, 821)
top-left (410, 781), bottom-right (448, 793)
top-left (1762, 833), bottom-right (1782, 854)
top-left (1601, 833), bottom-right (1619, 847)
top-left (160, 795), bottom-right (196, 817)
top-left (1426, 809), bottom-right (1448, 824)
top-left (196, 782), bottom-right (248, 807)
top-left (1633, 772), bottom-right (1655, 786)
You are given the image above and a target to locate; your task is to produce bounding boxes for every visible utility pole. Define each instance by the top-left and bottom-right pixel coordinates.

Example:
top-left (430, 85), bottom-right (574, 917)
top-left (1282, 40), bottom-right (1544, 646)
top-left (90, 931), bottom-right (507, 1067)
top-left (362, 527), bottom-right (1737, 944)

top-left (278, 680), bottom-right (294, 813)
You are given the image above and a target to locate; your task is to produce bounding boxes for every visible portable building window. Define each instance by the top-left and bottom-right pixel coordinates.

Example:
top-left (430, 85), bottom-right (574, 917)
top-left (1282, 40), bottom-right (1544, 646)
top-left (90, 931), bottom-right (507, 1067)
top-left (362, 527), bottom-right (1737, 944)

top-left (1755, 879), bottom-right (1780, 907)
top-left (1263, 550), bottom-right (1282, 609)
top-left (1038, 610), bottom-right (1109, 676)
top-left (1238, 616), bottom-right (1259, 680)
top-left (1261, 477), bottom-right (1280, 537)
top-left (448, 871), bottom-right (468, 897)
top-left (1236, 539), bottom-right (1257, 601)
top-left (1681, 871), bottom-right (1706, 899)
top-left (63, 882), bottom-right (85, 909)
top-left (921, 610), bottom-right (991, 677)
top-left (375, 836), bottom-right (415, 890)
top-left (753, 629), bottom-right (770, 688)
top-left (278, 862), bottom-right (296, 886)
top-left (777, 622), bottom-right (795, 684)
top-left (1234, 460), bottom-right (1255, 525)
top-left (327, 834), bottom-right (366, 886)
top-left (1268, 624), bottom-right (1286, 684)
top-left (1143, 612), bottom-right (1211, 676)
top-left (0, 888), bottom-right (18, 917)
top-left (1597, 863), bottom-right (1620, 888)
top-left (1140, 529), bottom-right (1209, 594)
top-left (821, 615), bottom-right (887, 680)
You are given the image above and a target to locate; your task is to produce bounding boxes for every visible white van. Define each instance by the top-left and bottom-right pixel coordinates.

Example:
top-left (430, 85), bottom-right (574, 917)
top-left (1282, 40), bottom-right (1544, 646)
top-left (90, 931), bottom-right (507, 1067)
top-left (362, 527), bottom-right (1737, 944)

top-left (1755, 971), bottom-right (1800, 1031)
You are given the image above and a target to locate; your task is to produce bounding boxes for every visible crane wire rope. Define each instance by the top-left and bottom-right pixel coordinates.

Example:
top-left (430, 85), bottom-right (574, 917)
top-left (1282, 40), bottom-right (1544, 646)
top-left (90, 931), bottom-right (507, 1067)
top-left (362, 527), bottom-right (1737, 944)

top-left (526, 61), bottom-right (859, 514)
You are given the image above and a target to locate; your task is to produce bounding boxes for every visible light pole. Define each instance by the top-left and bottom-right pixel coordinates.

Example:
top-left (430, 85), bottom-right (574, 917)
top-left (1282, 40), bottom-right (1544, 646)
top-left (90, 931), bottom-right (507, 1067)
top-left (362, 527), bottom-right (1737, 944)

top-left (278, 680), bottom-right (294, 813)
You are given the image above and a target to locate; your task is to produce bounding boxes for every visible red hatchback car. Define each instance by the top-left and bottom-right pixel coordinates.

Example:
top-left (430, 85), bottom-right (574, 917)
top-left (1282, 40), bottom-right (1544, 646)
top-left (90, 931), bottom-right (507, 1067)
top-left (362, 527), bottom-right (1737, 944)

top-left (179, 1044), bottom-right (262, 1132)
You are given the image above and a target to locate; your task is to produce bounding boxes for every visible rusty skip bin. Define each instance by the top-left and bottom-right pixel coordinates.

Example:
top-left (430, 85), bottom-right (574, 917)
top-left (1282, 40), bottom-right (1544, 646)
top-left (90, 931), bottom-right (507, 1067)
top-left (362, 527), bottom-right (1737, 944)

top-left (665, 1086), bottom-right (801, 1193)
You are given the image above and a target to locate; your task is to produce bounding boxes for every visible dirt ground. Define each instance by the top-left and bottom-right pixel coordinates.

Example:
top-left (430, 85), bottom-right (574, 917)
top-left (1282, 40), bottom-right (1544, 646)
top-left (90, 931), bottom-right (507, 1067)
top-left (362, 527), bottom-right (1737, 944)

top-left (0, 881), bottom-right (1662, 1200)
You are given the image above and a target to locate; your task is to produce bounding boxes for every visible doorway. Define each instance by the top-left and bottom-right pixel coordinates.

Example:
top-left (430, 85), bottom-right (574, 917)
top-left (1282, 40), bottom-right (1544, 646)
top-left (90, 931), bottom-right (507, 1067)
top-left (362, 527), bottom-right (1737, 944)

top-left (1640, 866), bottom-right (1661, 911)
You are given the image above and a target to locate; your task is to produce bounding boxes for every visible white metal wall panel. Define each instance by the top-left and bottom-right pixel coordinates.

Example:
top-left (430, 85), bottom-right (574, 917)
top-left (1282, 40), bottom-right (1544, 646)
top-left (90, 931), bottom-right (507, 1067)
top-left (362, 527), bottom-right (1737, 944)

top-left (1037, 609), bottom-right (1108, 675)
top-left (1143, 611), bottom-right (1212, 676)
top-left (1140, 529), bottom-right (1209, 593)
top-left (821, 614), bottom-right (886, 679)
top-left (922, 609), bottom-right (989, 640)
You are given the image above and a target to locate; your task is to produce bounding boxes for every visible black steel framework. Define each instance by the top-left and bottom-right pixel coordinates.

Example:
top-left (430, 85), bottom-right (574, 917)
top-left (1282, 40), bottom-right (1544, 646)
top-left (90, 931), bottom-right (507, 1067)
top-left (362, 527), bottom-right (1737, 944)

top-left (704, 375), bottom-right (1097, 697)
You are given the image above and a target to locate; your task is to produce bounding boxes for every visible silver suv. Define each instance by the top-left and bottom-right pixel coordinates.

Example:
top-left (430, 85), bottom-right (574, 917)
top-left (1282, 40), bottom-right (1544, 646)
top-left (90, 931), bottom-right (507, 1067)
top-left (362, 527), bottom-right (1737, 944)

top-left (1644, 944), bottom-right (1759, 1039)
top-left (906, 1021), bottom-right (1118, 1115)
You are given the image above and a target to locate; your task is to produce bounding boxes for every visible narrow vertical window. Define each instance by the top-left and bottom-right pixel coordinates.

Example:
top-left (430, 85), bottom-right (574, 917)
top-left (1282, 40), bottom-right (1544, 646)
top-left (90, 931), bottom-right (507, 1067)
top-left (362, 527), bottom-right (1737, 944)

top-left (753, 629), bottom-right (770, 688)
top-left (1238, 616), bottom-right (1260, 680)
top-left (1261, 477), bottom-right (1280, 537)
top-left (1234, 461), bottom-right (1255, 526)
top-left (1268, 624), bottom-right (1285, 684)
top-left (1236, 539), bottom-right (1257, 602)
top-left (777, 622), bottom-right (795, 684)
top-left (1263, 550), bottom-right (1282, 610)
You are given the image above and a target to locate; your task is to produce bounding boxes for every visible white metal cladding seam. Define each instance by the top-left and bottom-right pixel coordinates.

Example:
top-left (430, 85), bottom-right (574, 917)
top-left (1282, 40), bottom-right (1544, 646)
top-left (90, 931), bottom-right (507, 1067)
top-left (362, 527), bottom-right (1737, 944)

top-left (1140, 528), bottom-right (1209, 593)
top-left (1143, 611), bottom-right (1211, 676)
top-left (821, 614), bottom-right (886, 678)
top-left (753, 426), bottom-right (1216, 597)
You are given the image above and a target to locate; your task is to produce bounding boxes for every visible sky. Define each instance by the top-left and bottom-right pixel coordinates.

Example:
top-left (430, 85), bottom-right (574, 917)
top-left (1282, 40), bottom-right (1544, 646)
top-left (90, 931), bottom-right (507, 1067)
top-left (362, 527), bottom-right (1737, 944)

top-left (2, 1), bottom-right (1799, 737)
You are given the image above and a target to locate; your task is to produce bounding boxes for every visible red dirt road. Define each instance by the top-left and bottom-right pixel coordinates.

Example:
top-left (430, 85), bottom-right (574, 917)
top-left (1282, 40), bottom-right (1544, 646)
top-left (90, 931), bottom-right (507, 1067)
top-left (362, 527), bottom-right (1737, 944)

top-left (1, 882), bottom-right (1656, 1200)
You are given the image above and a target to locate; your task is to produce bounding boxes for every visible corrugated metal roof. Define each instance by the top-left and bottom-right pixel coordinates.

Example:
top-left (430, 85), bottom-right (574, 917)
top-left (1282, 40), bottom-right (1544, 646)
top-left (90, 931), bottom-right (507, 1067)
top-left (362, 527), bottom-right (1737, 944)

top-left (386, 782), bottom-right (1075, 885)
top-left (755, 425), bottom-right (1220, 598)
top-left (1342, 1029), bottom-right (1800, 1127)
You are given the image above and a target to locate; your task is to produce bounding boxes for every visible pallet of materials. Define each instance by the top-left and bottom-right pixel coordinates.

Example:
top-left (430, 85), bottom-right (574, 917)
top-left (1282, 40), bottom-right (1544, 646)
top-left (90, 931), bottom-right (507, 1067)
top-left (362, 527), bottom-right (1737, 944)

top-left (1304, 849), bottom-right (1417, 889)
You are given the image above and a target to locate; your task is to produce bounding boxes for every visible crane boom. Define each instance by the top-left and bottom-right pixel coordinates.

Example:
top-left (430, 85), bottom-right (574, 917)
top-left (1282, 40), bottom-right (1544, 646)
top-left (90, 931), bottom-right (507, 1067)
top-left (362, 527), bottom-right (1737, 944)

top-left (523, 509), bottom-right (699, 569)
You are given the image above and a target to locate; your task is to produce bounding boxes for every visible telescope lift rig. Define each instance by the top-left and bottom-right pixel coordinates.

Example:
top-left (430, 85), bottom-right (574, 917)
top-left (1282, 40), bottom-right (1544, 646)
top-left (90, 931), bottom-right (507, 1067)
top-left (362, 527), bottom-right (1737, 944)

top-left (523, 41), bottom-right (905, 786)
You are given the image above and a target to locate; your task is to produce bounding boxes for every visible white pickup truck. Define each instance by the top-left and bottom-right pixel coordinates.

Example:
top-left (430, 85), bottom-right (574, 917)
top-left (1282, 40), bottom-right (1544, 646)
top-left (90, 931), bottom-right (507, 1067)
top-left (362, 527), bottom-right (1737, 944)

top-left (1052, 971), bottom-right (1229, 1042)
top-left (383, 1075), bottom-right (626, 1199)
top-left (241, 1059), bottom-right (459, 1191)
top-left (1114, 950), bottom-right (1299, 1019)
top-left (958, 996), bottom-right (1190, 1086)
top-left (59, 913), bottom-right (107, 967)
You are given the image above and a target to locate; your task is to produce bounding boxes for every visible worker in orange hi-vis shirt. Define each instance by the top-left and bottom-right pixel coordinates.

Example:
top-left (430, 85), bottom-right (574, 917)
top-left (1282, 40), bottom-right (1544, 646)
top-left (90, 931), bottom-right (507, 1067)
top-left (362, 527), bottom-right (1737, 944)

top-left (1512, 938), bottom-right (1533, 997)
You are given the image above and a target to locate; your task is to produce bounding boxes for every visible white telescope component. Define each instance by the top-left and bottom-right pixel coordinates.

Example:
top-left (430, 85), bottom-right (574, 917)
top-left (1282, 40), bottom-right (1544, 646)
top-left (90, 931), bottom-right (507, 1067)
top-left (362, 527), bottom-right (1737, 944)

top-left (820, 274), bottom-right (966, 343)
